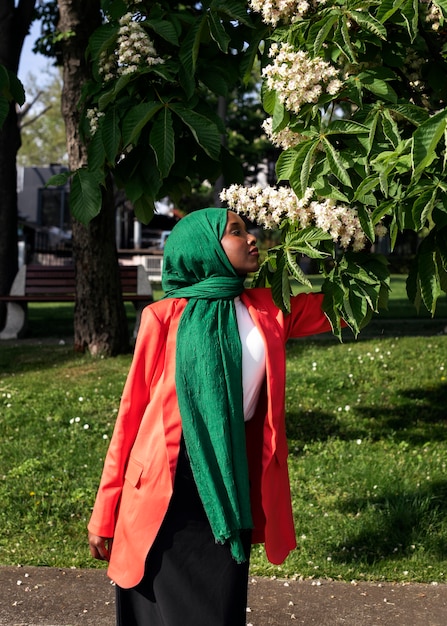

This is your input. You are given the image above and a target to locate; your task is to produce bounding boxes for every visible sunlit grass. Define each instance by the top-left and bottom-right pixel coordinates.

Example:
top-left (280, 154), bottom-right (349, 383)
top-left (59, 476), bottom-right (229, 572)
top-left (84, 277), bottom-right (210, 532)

top-left (1, 333), bottom-right (447, 581)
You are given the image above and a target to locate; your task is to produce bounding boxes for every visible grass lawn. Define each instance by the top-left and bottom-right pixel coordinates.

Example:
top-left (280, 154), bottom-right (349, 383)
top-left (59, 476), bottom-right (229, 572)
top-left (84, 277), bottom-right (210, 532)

top-left (0, 276), bottom-right (446, 582)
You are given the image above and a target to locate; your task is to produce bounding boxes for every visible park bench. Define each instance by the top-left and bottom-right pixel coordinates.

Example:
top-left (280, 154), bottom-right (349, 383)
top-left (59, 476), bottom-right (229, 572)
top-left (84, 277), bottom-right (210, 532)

top-left (0, 264), bottom-right (153, 340)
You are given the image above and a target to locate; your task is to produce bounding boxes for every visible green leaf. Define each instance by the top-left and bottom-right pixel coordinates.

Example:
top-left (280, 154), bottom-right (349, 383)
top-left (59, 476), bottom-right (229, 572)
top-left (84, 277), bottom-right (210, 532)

top-left (133, 196), bottom-right (155, 224)
top-left (347, 287), bottom-right (368, 334)
top-left (356, 205), bottom-right (375, 242)
top-left (300, 141), bottom-right (319, 193)
top-left (179, 16), bottom-right (205, 76)
top-left (357, 71), bottom-right (398, 103)
top-left (87, 130), bottom-right (107, 171)
top-left (98, 73), bottom-right (133, 111)
top-left (356, 281), bottom-right (381, 312)
top-left (122, 102), bottom-right (163, 147)
top-left (0, 64), bottom-right (9, 90)
top-left (101, 107), bottom-right (121, 163)
top-left (170, 104), bottom-right (221, 160)
top-left (88, 22), bottom-right (117, 58)
top-left (353, 175), bottom-right (380, 203)
top-left (400, 0), bottom-right (419, 41)
top-left (286, 250), bottom-right (312, 288)
top-left (287, 227), bottom-right (333, 247)
top-left (262, 89), bottom-right (276, 116)
top-left (406, 261), bottom-right (421, 311)
top-left (371, 199), bottom-right (395, 224)
top-left (70, 169), bottom-right (104, 224)
top-left (435, 0), bottom-right (447, 17)
top-left (382, 109), bottom-right (401, 148)
top-left (150, 108), bottom-right (175, 178)
top-left (349, 9), bottom-right (387, 39)
top-left (437, 254), bottom-right (447, 294)
top-left (327, 120), bottom-right (370, 135)
top-left (276, 149), bottom-right (300, 182)
top-left (322, 138), bottom-right (352, 187)
top-left (412, 188), bottom-right (437, 230)
top-left (436, 228), bottom-right (447, 269)
top-left (46, 171), bottom-right (72, 187)
top-left (271, 252), bottom-right (291, 313)
top-left (344, 263), bottom-right (381, 287)
top-left (207, 11), bottom-right (231, 52)
top-left (366, 110), bottom-right (380, 157)
top-left (312, 14), bottom-right (339, 55)
top-left (413, 109), bottom-right (447, 177)
top-left (146, 19), bottom-right (179, 45)
top-left (321, 280), bottom-right (345, 339)
top-left (211, 0), bottom-right (253, 26)
top-left (8, 71), bottom-right (25, 106)
top-left (418, 237), bottom-right (442, 315)
top-left (339, 15), bottom-right (357, 63)
top-left (388, 103), bottom-right (428, 126)
top-left (0, 96), bottom-right (9, 128)
top-left (377, 0), bottom-right (407, 23)
top-left (272, 96), bottom-right (287, 133)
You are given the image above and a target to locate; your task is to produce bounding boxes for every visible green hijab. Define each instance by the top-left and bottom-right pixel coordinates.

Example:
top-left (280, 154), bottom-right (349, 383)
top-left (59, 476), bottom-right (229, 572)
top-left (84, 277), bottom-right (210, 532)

top-left (162, 208), bottom-right (253, 562)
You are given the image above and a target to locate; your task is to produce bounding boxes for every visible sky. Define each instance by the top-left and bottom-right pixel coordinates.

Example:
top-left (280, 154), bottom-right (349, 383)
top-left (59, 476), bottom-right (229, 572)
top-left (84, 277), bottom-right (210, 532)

top-left (18, 20), bottom-right (55, 85)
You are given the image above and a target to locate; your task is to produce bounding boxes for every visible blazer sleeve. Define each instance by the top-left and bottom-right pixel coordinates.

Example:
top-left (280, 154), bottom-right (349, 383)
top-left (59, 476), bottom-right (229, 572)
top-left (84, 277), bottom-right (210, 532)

top-left (87, 305), bottom-right (166, 538)
top-left (284, 292), bottom-right (333, 338)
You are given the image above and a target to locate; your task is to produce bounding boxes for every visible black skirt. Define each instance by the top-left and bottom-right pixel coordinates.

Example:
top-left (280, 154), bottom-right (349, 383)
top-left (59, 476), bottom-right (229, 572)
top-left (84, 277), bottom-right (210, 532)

top-left (116, 440), bottom-right (252, 626)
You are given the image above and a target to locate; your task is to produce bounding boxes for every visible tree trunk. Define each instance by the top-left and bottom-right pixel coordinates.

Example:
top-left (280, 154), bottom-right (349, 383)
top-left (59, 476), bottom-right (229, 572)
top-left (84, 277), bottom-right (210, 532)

top-left (0, 0), bottom-right (36, 328)
top-left (57, 0), bottom-right (130, 355)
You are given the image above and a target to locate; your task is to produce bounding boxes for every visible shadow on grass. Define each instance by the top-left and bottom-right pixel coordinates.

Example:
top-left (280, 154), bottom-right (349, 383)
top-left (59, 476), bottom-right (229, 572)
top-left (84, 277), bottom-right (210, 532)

top-left (356, 383), bottom-right (447, 444)
top-left (329, 480), bottom-right (447, 564)
top-left (0, 344), bottom-right (82, 375)
top-left (286, 409), bottom-right (345, 447)
top-left (287, 382), bottom-right (447, 451)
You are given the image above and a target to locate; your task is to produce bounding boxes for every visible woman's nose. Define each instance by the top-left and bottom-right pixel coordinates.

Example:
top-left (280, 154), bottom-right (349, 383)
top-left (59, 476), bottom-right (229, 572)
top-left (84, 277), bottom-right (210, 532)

top-left (247, 232), bottom-right (257, 244)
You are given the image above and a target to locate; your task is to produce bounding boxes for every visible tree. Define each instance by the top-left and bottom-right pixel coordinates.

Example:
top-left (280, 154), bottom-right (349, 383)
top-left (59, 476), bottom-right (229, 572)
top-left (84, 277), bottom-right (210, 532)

top-left (0, 0), bottom-right (35, 329)
top-left (221, 0), bottom-right (447, 338)
top-left (35, 0), bottom-right (265, 355)
top-left (56, 0), bottom-right (130, 355)
top-left (53, 0), bottom-right (265, 226)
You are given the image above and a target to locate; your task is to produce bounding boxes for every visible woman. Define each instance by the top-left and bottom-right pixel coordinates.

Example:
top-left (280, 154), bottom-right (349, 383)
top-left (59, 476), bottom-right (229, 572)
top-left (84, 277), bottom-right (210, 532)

top-left (88, 208), bottom-right (333, 625)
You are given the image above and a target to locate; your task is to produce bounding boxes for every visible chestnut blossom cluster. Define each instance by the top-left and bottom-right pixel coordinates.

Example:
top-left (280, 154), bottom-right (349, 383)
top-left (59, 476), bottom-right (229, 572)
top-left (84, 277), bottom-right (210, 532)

top-left (99, 12), bottom-right (164, 81)
top-left (262, 43), bottom-right (343, 114)
top-left (421, 0), bottom-right (443, 30)
top-left (248, 0), bottom-right (327, 26)
top-left (220, 185), bottom-right (369, 251)
top-left (86, 108), bottom-right (105, 136)
top-left (262, 117), bottom-right (304, 149)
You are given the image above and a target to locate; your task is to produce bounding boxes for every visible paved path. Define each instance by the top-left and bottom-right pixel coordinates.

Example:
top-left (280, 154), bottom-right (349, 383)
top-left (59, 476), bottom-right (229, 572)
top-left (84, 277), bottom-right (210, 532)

top-left (1, 566), bottom-right (447, 625)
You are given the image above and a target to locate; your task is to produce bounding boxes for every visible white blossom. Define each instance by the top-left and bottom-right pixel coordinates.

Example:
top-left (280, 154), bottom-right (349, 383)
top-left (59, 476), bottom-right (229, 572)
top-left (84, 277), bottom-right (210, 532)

top-left (262, 44), bottom-right (342, 115)
top-left (248, 0), bottom-right (329, 26)
top-left (98, 12), bottom-right (164, 81)
top-left (220, 184), bottom-right (368, 251)
top-left (262, 117), bottom-right (304, 149)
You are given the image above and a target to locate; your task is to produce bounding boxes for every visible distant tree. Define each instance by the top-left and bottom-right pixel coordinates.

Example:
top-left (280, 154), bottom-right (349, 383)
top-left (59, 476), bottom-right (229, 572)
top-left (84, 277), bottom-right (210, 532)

top-left (0, 0), bottom-right (36, 329)
top-left (18, 67), bottom-right (67, 167)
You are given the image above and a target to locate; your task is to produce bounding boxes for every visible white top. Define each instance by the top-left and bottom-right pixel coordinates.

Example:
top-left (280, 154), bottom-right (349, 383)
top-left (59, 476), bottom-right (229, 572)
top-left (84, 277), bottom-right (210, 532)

top-left (235, 297), bottom-right (266, 421)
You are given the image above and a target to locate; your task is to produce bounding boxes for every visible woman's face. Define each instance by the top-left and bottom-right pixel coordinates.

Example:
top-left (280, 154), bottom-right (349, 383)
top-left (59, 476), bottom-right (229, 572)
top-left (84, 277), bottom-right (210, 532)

top-left (220, 211), bottom-right (259, 276)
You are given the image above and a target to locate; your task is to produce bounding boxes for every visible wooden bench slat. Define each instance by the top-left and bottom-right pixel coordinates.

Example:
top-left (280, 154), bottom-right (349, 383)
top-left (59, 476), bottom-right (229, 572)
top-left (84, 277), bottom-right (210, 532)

top-left (0, 265), bottom-right (152, 302)
top-left (0, 263), bottom-right (154, 340)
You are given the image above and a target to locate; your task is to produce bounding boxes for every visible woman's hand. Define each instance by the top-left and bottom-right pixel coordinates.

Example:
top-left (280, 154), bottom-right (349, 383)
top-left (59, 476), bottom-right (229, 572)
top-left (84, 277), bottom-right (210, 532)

top-left (88, 532), bottom-right (113, 562)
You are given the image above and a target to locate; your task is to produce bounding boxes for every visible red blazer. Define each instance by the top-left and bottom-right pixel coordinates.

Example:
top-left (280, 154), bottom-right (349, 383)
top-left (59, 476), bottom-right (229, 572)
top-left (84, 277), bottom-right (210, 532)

top-left (88, 289), bottom-right (332, 588)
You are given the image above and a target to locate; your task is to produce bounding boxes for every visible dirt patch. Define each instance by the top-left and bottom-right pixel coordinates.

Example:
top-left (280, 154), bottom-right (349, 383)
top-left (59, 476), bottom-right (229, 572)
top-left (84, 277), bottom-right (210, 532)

top-left (1, 566), bottom-right (447, 626)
